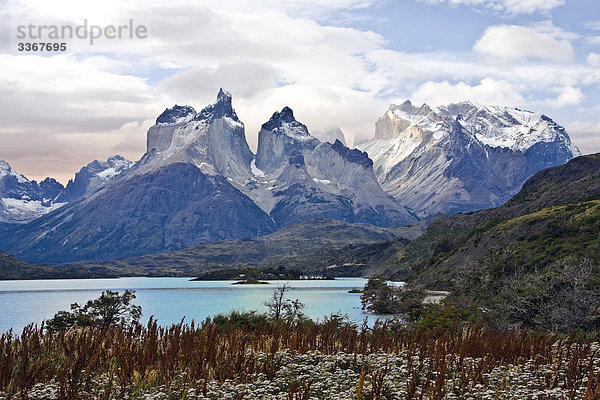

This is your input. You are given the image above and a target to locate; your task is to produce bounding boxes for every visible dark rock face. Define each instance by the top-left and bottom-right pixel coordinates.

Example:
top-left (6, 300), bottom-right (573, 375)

top-left (0, 163), bottom-right (276, 264)
top-left (288, 151), bottom-right (305, 166)
top-left (261, 107), bottom-right (302, 132)
top-left (196, 89), bottom-right (238, 122)
top-left (37, 178), bottom-right (64, 205)
top-left (156, 105), bottom-right (196, 124)
top-left (269, 160), bottom-right (357, 227)
top-left (330, 140), bottom-right (373, 169)
top-left (270, 186), bottom-right (356, 227)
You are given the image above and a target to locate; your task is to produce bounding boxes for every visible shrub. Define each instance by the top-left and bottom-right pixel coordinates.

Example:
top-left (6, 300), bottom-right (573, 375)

top-left (45, 289), bottom-right (142, 331)
top-left (360, 277), bottom-right (425, 320)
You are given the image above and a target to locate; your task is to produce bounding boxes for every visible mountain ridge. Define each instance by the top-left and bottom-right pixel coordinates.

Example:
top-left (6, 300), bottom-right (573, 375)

top-left (357, 100), bottom-right (579, 218)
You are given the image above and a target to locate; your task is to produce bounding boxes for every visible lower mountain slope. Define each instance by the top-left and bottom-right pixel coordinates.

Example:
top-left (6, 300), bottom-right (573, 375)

top-left (382, 153), bottom-right (600, 330)
top-left (0, 250), bottom-right (115, 280)
top-left (0, 163), bottom-right (276, 264)
top-left (92, 218), bottom-right (424, 276)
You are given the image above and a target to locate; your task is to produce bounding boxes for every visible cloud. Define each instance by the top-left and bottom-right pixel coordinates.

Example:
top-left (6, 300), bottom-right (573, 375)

top-left (418, 0), bottom-right (564, 15)
top-left (410, 78), bottom-right (524, 107)
top-left (588, 53), bottom-right (600, 67)
top-left (474, 24), bottom-right (574, 62)
top-left (159, 61), bottom-right (280, 100)
top-left (1, 3), bottom-right (390, 179)
top-left (544, 86), bottom-right (584, 108)
top-left (0, 53), bottom-right (159, 182)
top-left (585, 21), bottom-right (600, 31)
top-left (566, 121), bottom-right (600, 155)
top-left (588, 36), bottom-right (600, 45)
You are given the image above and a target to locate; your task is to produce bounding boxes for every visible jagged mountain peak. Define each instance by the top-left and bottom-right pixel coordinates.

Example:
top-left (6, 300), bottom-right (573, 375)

top-left (155, 89), bottom-right (238, 127)
top-left (330, 140), bottom-right (373, 169)
top-left (196, 88), bottom-right (238, 122)
top-left (56, 155), bottom-right (134, 203)
top-left (261, 107), bottom-right (311, 138)
top-left (0, 161), bottom-right (66, 224)
top-left (142, 89), bottom-right (253, 182)
top-left (358, 100), bottom-right (581, 218)
top-left (0, 160), bottom-right (27, 182)
top-left (393, 100), bottom-right (433, 116)
top-left (255, 107), bottom-right (319, 173)
top-left (156, 105), bottom-right (197, 125)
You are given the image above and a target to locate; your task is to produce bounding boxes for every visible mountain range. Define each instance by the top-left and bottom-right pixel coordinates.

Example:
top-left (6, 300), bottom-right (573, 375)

top-left (0, 90), bottom-right (580, 265)
top-left (0, 90), bottom-right (415, 263)
top-left (0, 156), bottom-right (133, 224)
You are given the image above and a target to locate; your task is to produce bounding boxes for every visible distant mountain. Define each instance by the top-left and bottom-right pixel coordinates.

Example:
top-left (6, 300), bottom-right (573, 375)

top-left (313, 127), bottom-right (347, 146)
top-left (3, 92), bottom-right (580, 266)
top-left (0, 160), bottom-right (65, 223)
top-left (0, 91), bottom-right (277, 263)
top-left (357, 100), bottom-right (580, 217)
top-left (251, 107), bottom-right (416, 227)
top-left (0, 155), bottom-right (133, 223)
top-left (57, 155), bottom-right (134, 202)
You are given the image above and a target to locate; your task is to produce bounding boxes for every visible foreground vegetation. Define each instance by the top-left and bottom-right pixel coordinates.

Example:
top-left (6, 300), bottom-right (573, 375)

top-left (2, 312), bottom-right (600, 399)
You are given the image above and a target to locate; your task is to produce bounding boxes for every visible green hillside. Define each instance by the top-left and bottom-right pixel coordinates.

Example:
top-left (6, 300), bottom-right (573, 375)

top-left (384, 154), bottom-right (600, 331)
top-left (0, 250), bottom-right (115, 280)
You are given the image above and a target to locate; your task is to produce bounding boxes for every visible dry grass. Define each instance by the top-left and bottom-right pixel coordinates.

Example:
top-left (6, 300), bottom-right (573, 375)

top-left (1, 316), bottom-right (599, 399)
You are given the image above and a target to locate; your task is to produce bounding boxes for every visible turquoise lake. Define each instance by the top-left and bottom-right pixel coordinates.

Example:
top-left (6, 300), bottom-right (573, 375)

top-left (0, 277), bottom-right (391, 333)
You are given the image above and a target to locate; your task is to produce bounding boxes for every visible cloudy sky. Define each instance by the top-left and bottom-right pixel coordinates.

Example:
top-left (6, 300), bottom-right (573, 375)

top-left (1, 0), bottom-right (599, 183)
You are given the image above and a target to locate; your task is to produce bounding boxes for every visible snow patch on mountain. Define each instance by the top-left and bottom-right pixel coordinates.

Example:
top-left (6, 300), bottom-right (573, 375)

top-left (2, 197), bottom-right (66, 221)
top-left (0, 160), bottom-right (28, 183)
top-left (437, 102), bottom-right (581, 155)
top-left (250, 160), bottom-right (265, 177)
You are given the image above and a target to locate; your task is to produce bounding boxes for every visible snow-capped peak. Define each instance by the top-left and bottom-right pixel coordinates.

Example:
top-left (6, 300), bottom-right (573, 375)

top-left (156, 105), bottom-right (197, 125)
top-left (437, 101), bottom-right (581, 154)
top-left (391, 100), bottom-right (434, 122)
top-left (0, 160), bottom-right (12, 177)
top-left (262, 107), bottom-right (314, 142)
top-left (0, 160), bottom-right (29, 183)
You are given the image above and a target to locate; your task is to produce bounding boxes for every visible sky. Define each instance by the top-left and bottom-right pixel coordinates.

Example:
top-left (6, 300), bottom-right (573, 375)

top-left (0, 0), bottom-right (599, 184)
